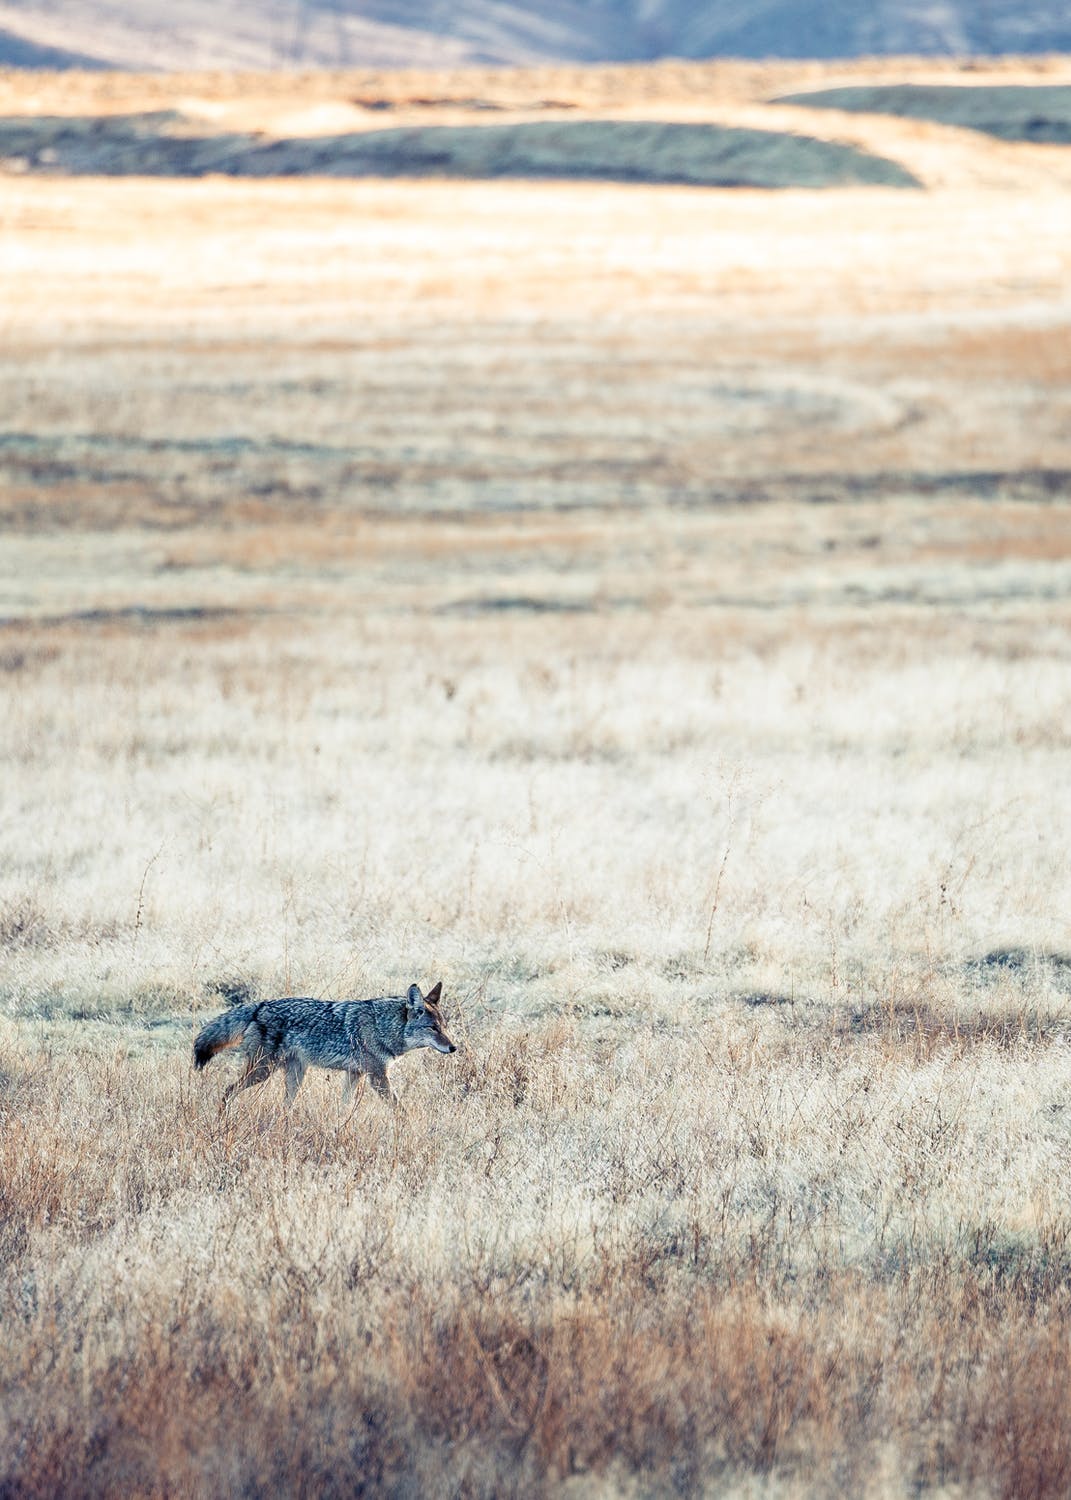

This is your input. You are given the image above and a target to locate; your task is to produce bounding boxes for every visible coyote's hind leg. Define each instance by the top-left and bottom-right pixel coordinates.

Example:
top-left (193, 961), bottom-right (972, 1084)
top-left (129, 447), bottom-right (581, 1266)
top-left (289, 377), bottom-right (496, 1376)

top-left (342, 1070), bottom-right (365, 1107)
top-left (284, 1058), bottom-right (307, 1104)
top-left (222, 1055), bottom-right (274, 1106)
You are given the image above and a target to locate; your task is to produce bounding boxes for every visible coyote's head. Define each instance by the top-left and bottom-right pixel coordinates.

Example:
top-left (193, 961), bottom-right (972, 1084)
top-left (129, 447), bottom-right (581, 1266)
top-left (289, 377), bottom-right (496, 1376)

top-left (403, 981), bottom-right (457, 1054)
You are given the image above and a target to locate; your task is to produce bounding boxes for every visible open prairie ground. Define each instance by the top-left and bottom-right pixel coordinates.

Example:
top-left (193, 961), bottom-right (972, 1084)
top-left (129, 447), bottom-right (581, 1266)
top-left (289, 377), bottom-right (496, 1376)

top-left (3, 58), bottom-right (1071, 1499)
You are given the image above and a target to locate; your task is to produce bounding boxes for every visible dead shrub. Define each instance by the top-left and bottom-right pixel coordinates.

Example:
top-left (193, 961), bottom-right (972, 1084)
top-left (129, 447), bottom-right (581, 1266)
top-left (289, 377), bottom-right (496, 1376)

top-left (0, 894), bottom-right (58, 950)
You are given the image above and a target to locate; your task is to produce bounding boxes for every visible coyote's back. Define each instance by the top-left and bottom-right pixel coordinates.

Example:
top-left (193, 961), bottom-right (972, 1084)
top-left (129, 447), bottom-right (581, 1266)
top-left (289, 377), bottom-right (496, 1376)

top-left (193, 981), bottom-right (455, 1106)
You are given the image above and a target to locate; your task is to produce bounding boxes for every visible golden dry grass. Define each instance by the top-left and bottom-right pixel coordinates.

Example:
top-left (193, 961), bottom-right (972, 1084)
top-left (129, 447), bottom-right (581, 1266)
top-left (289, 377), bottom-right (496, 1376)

top-left (3, 58), bottom-right (1071, 1499)
top-left (6, 1006), bottom-right (1071, 1498)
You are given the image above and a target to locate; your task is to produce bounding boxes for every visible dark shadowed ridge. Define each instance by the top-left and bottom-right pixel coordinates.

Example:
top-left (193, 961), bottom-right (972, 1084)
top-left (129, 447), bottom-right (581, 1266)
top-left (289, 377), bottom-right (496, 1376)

top-left (0, 27), bottom-right (110, 69)
top-left (0, 114), bottom-right (922, 187)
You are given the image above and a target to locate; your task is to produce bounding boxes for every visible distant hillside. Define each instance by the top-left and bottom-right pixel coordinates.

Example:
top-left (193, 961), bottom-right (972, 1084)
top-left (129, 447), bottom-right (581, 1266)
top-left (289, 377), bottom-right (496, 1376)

top-left (1, 0), bottom-right (1071, 72)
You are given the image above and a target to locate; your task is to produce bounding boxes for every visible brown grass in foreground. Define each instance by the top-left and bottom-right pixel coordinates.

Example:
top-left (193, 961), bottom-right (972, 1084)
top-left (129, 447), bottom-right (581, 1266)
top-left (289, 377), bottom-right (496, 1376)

top-left (3, 1017), bottom-right (1071, 1499)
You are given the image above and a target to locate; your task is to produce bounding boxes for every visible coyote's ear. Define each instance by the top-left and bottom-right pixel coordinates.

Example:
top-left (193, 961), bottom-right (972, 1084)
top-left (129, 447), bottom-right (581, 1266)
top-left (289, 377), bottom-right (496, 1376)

top-left (406, 983), bottom-right (425, 1011)
top-left (425, 981), bottom-right (443, 1006)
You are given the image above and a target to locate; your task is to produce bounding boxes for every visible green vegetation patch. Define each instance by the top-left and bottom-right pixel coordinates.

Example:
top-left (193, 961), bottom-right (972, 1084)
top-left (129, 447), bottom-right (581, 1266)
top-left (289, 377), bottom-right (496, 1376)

top-left (0, 113), bottom-right (922, 187)
top-left (777, 83), bottom-right (1071, 143)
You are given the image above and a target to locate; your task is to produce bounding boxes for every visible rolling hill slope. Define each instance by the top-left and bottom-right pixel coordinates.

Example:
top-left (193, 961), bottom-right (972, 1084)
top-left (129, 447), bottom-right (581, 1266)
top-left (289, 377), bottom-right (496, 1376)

top-left (1, 0), bottom-right (1070, 72)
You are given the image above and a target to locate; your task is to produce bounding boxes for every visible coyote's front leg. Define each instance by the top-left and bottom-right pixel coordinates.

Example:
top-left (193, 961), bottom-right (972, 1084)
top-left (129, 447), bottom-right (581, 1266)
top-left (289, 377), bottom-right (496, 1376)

top-left (367, 1067), bottom-right (397, 1107)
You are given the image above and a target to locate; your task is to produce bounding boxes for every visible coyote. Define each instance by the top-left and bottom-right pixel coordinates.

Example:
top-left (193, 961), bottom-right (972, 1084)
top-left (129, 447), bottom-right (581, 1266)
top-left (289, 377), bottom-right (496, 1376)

top-left (193, 981), bottom-right (456, 1106)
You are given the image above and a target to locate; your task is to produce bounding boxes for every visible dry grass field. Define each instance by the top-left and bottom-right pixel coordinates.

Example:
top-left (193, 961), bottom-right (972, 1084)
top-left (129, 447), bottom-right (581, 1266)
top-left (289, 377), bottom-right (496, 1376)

top-left (2, 58), bottom-right (1071, 1498)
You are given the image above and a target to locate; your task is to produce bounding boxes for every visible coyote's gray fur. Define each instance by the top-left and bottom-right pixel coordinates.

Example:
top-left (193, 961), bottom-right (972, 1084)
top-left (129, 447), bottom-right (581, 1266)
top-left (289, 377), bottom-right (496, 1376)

top-left (193, 981), bottom-right (455, 1106)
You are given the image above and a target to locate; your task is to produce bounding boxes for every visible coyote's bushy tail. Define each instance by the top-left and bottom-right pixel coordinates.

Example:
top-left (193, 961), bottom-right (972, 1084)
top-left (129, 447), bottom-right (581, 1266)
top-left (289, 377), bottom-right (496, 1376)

top-left (193, 1003), bottom-right (258, 1070)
